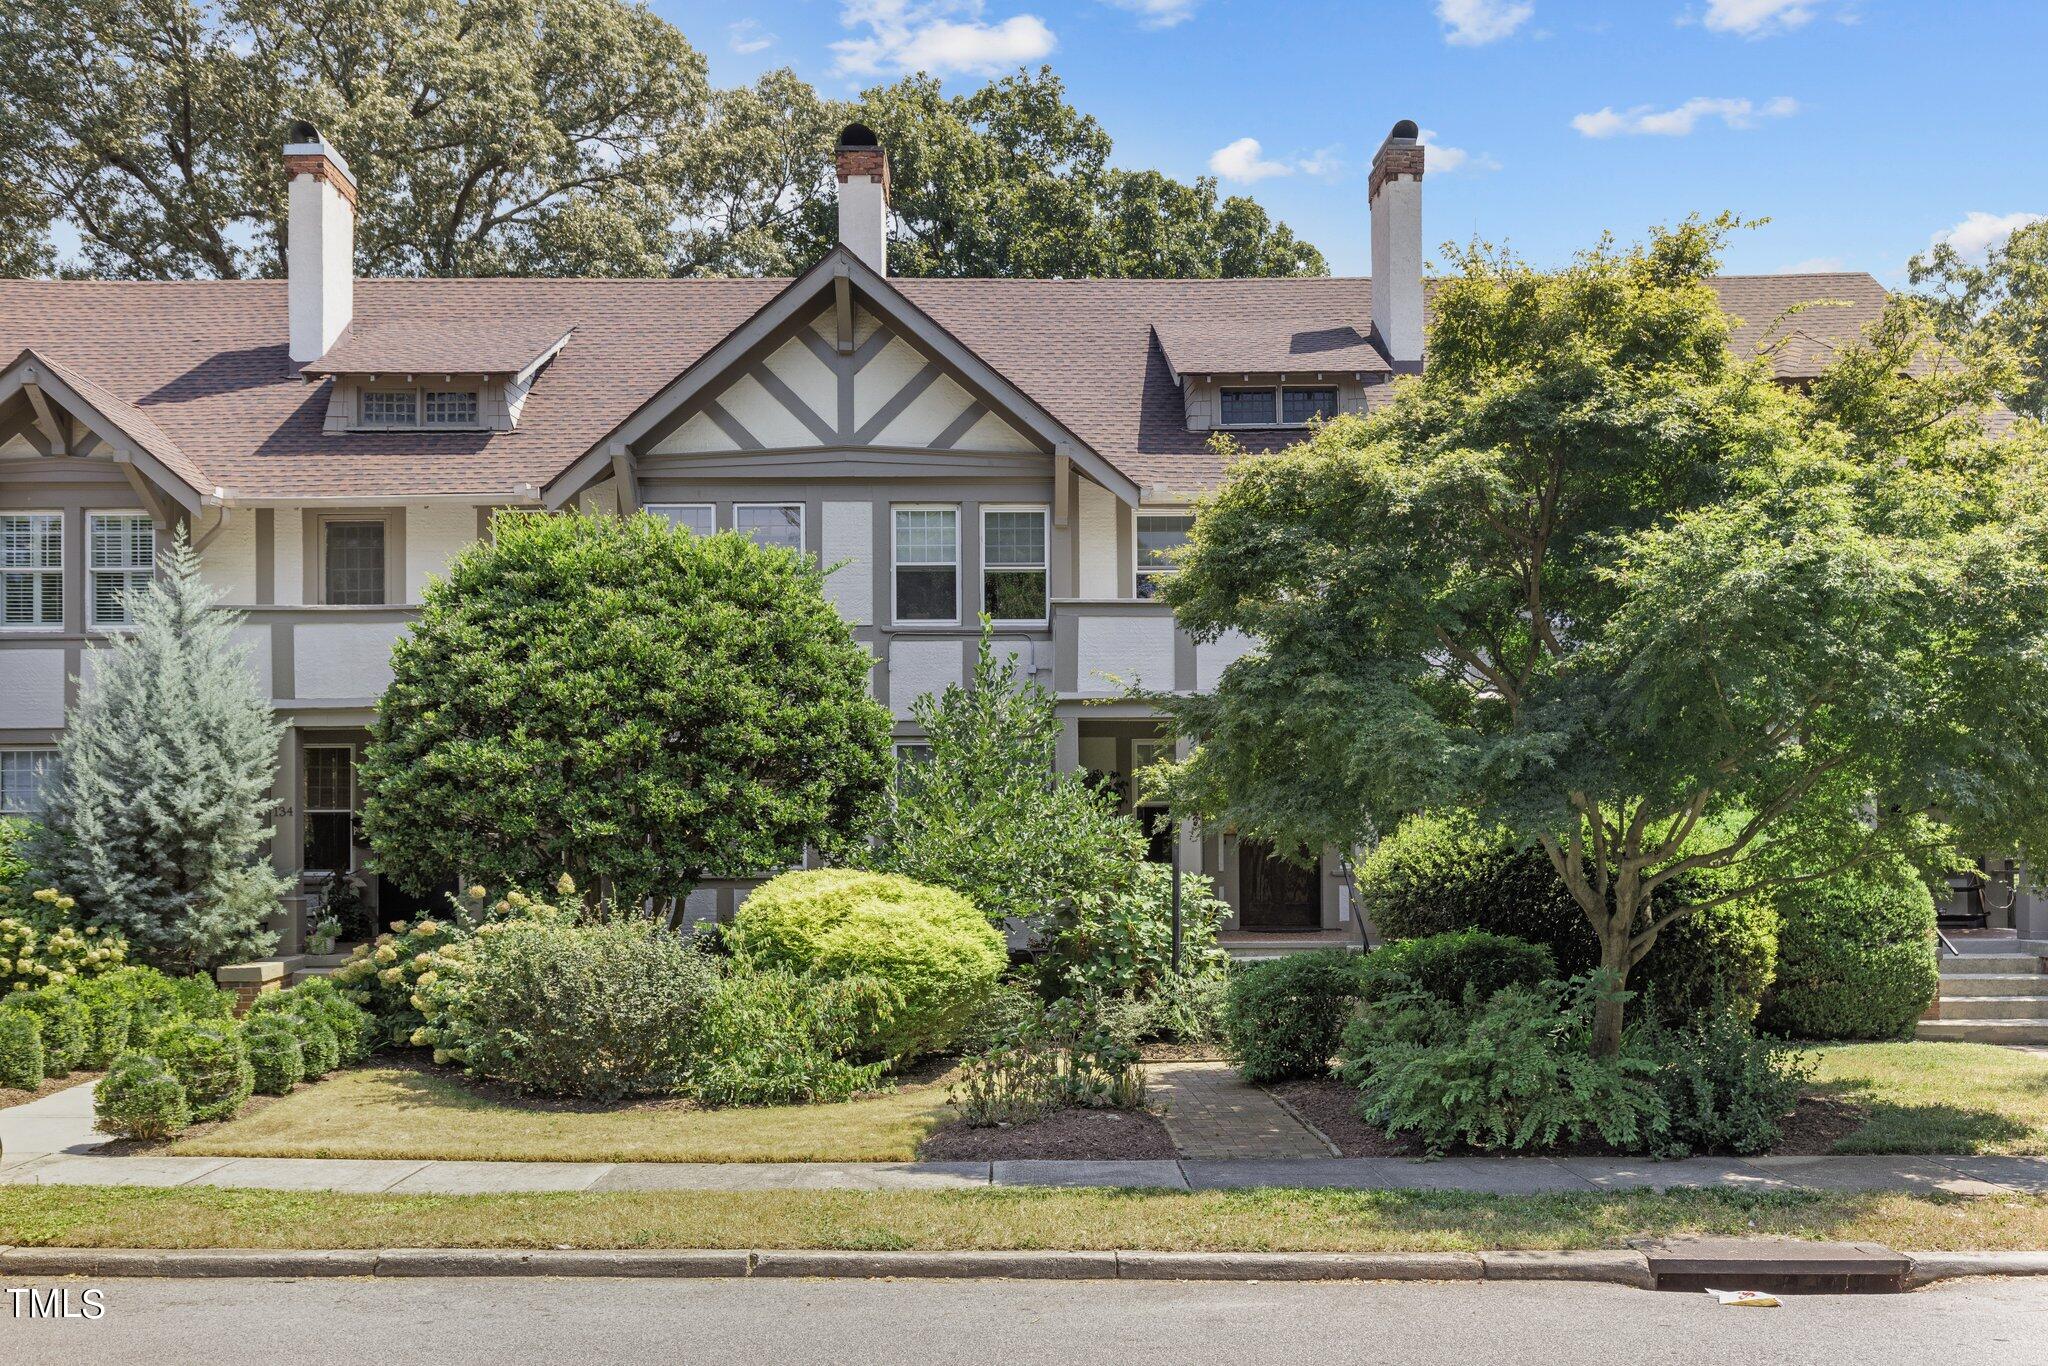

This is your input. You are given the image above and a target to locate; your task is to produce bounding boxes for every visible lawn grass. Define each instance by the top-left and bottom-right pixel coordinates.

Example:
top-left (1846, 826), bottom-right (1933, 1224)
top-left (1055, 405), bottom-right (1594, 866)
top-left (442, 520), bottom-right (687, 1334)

top-left (2, 1185), bottom-right (2045, 1252)
top-left (168, 1066), bottom-right (949, 1164)
top-left (1808, 1042), bottom-right (2048, 1155)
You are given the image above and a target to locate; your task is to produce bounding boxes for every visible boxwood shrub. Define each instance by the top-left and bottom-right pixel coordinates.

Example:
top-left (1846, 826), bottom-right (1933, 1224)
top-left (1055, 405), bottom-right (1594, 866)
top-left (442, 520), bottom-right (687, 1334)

top-left (0, 1008), bottom-right (42, 1090)
top-left (246, 978), bottom-right (373, 1067)
top-left (152, 1019), bottom-right (252, 1122)
top-left (728, 869), bottom-right (1006, 1063)
top-left (1760, 863), bottom-right (1938, 1040)
top-left (1221, 949), bottom-right (1360, 1082)
top-left (5, 988), bottom-right (88, 1076)
top-left (243, 1017), bottom-right (306, 1095)
top-left (1358, 930), bottom-right (1555, 1008)
top-left (1358, 812), bottom-right (1779, 1021)
top-left (94, 1052), bottom-right (191, 1139)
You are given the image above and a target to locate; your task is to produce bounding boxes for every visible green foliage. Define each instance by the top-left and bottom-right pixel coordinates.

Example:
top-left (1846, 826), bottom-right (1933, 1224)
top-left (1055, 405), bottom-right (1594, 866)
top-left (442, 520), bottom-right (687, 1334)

top-left (4, 987), bottom-right (89, 1076)
top-left (730, 869), bottom-right (1008, 1063)
top-left (1039, 860), bottom-right (1230, 1001)
top-left (282, 1011), bottom-right (340, 1079)
top-left (332, 912), bottom-right (473, 1049)
top-left (1761, 864), bottom-right (1939, 1040)
top-left (867, 626), bottom-right (1147, 931)
top-left (0, 1008), bottom-right (43, 1089)
top-left (1221, 950), bottom-right (1360, 1083)
top-left (363, 512), bottom-right (891, 908)
top-left (0, 894), bottom-right (128, 993)
top-left (30, 535), bottom-right (286, 974)
top-left (76, 966), bottom-right (228, 1049)
top-left (249, 977), bottom-right (374, 1065)
top-left (76, 994), bottom-right (131, 1070)
top-left (152, 1019), bottom-right (252, 1123)
top-left (950, 994), bottom-right (1145, 1127)
top-left (93, 1052), bottom-right (190, 1139)
top-left (243, 1017), bottom-right (305, 1096)
top-left (1635, 1008), bottom-right (1812, 1158)
top-left (687, 967), bottom-right (887, 1108)
top-left (418, 917), bottom-right (719, 1103)
top-left (1358, 931), bottom-right (1555, 1009)
top-left (1342, 978), bottom-right (1668, 1156)
top-left (1912, 217), bottom-right (2048, 420)
top-left (1136, 969), bottom-right (1232, 1046)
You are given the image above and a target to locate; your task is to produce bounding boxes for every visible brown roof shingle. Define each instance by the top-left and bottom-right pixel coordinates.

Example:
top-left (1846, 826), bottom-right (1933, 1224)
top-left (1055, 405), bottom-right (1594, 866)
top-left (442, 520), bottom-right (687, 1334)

top-left (302, 318), bottom-right (575, 377)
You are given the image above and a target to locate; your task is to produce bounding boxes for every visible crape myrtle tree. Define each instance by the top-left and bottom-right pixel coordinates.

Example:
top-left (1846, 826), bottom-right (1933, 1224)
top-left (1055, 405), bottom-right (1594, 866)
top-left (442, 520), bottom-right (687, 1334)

top-left (1150, 216), bottom-right (2048, 1056)
top-left (32, 533), bottom-right (288, 973)
top-left (361, 511), bottom-right (893, 910)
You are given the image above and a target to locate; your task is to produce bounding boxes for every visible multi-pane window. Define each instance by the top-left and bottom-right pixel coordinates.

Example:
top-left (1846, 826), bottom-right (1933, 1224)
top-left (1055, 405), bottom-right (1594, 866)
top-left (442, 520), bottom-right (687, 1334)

top-left (422, 390), bottom-right (479, 427)
top-left (302, 746), bottom-right (355, 873)
top-left (323, 521), bottom-right (386, 605)
top-left (1217, 386), bottom-right (1340, 427)
top-left (982, 507), bottom-right (1048, 623)
top-left (1135, 514), bottom-right (1194, 599)
top-left (1218, 387), bottom-right (1277, 426)
top-left (648, 504), bottom-right (715, 537)
top-left (0, 750), bottom-right (54, 816)
top-left (1282, 387), bottom-right (1339, 424)
top-left (87, 513), bottom-right (154, 628)
top-left (735, 503), bottom-right (804, 552)
top-left (0, 513), bottom-right (63, 628)
top-left (893, 507), bottom-right (958, 623)
top-left (360, 390), bottom-right (418, 427)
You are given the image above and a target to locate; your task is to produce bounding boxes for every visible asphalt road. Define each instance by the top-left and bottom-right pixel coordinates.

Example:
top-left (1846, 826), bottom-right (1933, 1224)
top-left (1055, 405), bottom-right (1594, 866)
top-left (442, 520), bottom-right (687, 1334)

top-left (4, 1275), bottom-right (2045, 1365)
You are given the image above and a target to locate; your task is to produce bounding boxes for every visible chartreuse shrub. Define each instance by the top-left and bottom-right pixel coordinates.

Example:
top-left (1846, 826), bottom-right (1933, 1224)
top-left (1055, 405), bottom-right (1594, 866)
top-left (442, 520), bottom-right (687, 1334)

top-left (1761, 862), bottom-right (1938, 1041)
top-left (688, 967), bottom-right (889, 1107)
top-left (1357, 931), bottom-right (1554, 1008)
top-left (94, 1053), bottom-right (190, 1139)
top-left (729, 869), bottom-right (1007, 1064)
top-left (152, 1019), bottom-right (252, 1122)
top-left (0, 1009), bottom-right (42, 1089)
top-left (4, 987), bottom-right (89, 1076)
top-left (242, 1017), bottom-right (305, 1095)
top-left (1221, 949), bottom-right (1360, 1082)
top-left (1358, 812), bottom-right (1779, 1022)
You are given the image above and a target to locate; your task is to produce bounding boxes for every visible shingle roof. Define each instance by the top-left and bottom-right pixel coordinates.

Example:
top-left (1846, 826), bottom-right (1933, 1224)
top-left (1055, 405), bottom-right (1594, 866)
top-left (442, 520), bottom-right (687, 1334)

top-left (302, 319), bottom-right (575, 377)
top-left (0, 270), bottom-right (1892, 502)
top-left (6, 347), bottom-right (208, 497)
top-left (1152, 317), bottom-right (1390, 377)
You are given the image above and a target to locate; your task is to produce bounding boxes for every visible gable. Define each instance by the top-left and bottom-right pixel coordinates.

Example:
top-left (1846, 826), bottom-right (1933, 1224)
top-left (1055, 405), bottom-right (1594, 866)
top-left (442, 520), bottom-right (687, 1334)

top-left (646, 306), bottom-right (1040, 457)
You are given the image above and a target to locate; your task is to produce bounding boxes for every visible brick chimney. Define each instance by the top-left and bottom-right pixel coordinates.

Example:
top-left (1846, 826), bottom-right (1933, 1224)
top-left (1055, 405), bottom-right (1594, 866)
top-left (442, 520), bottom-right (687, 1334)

top-left (1370, 119), bottom-right (1426, 366)
top-left (284, 121), bottom-right (356, 365)
top-left (835, 123), bottom-right (890, 276)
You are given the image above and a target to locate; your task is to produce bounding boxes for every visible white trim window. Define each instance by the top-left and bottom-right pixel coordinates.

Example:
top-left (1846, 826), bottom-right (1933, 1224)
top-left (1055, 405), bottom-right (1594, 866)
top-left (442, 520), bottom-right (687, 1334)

top-left (0, 512), bottom-right (63, 629)
top-left (735, 503), bottom-right (804, 552)
top-left (87, 512), bottom-right (155, 629)
top-left (982, 505), bottom-right (1048, 624)
top-left (893, 505), bottom-right (959, 624)
top-left (1217, 385), bottom-right (1338, 428)
top-left (1135, 513), bottom-right (1194, 599)
top-left (0, 749), bottom-right (55, 816)
top-left (360, 389), bottom-right (418, 428)
top-left (647, 503), bottom-right (716, 537)
top-left (302, 744), bottom-right (356, 873)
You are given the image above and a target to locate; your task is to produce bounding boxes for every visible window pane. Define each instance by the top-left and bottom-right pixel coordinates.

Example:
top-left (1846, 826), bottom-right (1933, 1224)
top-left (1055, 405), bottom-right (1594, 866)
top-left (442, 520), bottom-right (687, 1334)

top-left (982, 510), bottom-right (1045, 568)
top-left (895, 567), bottom-right (957, 621)
top-left (0, 750), bottom-right (53, 815)
top-left (984, 569), bottom-right (1047, 621)
top-left (304, 812), bottom-right (352, 873)
top-left (1219, 388), bottom-right (1276, 425)
top-left (1283, 387), bottom-right (1338, 423)
top-left (88, 515), bottom-right (153, 626)
top-left (1136, 514), bottom-right (1193, 569)
top-left (650, 505), bottom-right (715, 536)
top-left (304, 747), bottom-right (354, 810)
top-left (324, 521), bottom-right (386, 606)
top-left (361, 390), bottom-right (417, 427)
top-left (894, 508), bottom-right (956, 565)
top-left (423, 390), bottom-right (478, 426)
top-left (736, 504), bottom-right (803, 551)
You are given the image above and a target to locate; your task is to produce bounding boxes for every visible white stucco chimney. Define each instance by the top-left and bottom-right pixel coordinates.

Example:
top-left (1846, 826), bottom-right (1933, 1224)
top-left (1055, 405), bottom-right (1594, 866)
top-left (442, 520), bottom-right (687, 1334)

top-left (284, 122), bottom-right (356, 365)
top-left (834, 123), bottom-right (890, 276)
top-left (1370, 119), bottom-right (1426, 366)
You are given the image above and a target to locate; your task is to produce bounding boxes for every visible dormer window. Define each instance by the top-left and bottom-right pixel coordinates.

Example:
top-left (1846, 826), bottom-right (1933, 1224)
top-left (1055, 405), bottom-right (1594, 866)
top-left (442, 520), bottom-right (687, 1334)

top-left (361, 389), bottom-right (417, 427)
top-left (1218, 385), bottom-right (1339, 429)
top-left (424, 389), bottom-right (478, 427)
top-left (357, 385), bottom-right (481, 430)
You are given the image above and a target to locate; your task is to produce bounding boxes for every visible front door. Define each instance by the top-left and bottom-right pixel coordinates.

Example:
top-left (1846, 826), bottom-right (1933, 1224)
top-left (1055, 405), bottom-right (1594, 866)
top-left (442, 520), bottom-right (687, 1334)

top-left (1238, 840), bottom-right (1320, 930)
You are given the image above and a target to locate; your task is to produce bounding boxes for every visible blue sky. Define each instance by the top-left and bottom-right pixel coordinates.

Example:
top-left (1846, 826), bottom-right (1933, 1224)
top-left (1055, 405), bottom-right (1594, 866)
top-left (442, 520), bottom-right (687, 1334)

top-left (661, 0), bottom-right (2048, 282)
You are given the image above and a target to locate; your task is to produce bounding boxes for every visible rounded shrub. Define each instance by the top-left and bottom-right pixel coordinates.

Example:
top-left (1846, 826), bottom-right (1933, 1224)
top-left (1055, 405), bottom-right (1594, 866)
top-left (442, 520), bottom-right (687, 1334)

top-left (243, 1018), bottom-right (305, 1095)
top-left (728, 869), bottom-right (1007, 1063)
top-left (6, 988), bottom-right (89, 1076)
top-left (74, 992), bottom-right (133, 1070)
top-left (0, 1008), bottom-right (43, 1090)
top-left (1221, 949), bottom-right (1360, 1082)
top-left (1359, 812), bottom-right (1778, 1021)
top-left (1760, 863), bottom-right (1938, 1040)
top-left (281, 977), bottom-right (373, 1064)
top-left (1358, 930), bottom-right (1555, 1007)
top-left (94, 1052), bottom-right (191, 1139)
top-left (284, 1012), bottom-right (340, 1079)
top-left (152, 1019), bottom-right (253, 1122)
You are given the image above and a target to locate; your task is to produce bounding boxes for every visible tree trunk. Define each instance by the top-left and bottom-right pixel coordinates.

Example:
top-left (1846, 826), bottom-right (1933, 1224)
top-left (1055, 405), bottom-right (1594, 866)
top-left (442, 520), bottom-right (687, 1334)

top-left (1590, 929), bottom-right (1633, 1059)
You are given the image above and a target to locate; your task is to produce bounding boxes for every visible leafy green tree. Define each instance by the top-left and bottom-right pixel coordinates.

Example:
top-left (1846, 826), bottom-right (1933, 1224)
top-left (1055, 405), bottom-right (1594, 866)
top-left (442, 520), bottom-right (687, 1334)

top-left (1911, 218), bottom-right (2048, 420)
top-left (867, 626), bottom-right (1146, 928)
top-left (361, 512), bottom-right (892, 908)
top-left (1154, 217), bottom-right (2048, 1056)
top-left (32, 535), bottom-right (287, 974)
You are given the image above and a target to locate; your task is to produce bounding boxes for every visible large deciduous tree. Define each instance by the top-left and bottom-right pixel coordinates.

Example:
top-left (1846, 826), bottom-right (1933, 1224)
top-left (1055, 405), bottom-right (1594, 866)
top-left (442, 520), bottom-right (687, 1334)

top-left (360, 512), bottom-right (892, 909)
top-left (1912, 218), bottom-right (2048, 421)
top-left (1152, 217), bottom-right (2048, 1055)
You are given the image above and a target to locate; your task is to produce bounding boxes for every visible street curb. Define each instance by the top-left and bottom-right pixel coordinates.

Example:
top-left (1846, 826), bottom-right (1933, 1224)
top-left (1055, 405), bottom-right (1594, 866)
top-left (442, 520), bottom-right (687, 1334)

top-left (754, 1250), bottom-right (1118, 1280)
top-left (1904, 1251), bottom-right (2048, 1288)
top-left (1480, 1250), bottom-right (1655, 1289)
top-left (1115, 1251), bottom-right (1481, 1281)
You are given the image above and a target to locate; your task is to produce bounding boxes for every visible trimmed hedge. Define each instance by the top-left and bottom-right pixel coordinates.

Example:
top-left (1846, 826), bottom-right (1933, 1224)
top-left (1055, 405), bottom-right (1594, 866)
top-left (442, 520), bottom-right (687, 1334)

top-left (729, 869), bottom-right (1007, 1063)
top-left (95, 1052), bottom-right (190, 1139)
top-left (1359, 812), bottom-right (1779, 1021)
top-left (1761, 863), bottom-right (1939, 1040)
top-left (152, 1019), bottom-right (252, 1122)
top-left (243, 1018), bottom-right (306, 1095)
top-left (1221, 949), bottom-right (1360, 1082)
top-left (5, 988), bottom-right (88, 1076)
top-left (0, 1008), bottom-right (42, 1090)
top-left (1358, 930), bottom-right (1555, 1008)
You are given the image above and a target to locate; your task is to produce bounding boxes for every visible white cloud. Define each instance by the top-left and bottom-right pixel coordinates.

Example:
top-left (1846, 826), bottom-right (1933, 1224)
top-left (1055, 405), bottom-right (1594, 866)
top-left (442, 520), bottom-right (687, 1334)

top-left (1571, 95), bottom-right (1799, 137)
top-left (1932, 211), bottom-right (2046, 262)
top-left (1418, 129), bottom-right (1501, 174)
top-left (1435, 0), bottom-right (1534, 46)
top-left (1699, 0), bottom-right (1816, 36)
top-left (1098, 0), bottom-right (1198, 27)
top-left (1297, 146), bottom-right (1346, 181)
top-left (727, 19), bottom-right (775, 54)
top-left (1208, 137), bottom-right (1293, 183)
top-left (832, 2), bottom-right (1057, 79)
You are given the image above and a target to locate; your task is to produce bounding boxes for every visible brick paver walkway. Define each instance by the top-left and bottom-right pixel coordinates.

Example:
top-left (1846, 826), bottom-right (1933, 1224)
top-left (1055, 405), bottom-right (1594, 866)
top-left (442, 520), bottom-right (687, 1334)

top-left (1147, 1061), bottom-right (1335, 1160)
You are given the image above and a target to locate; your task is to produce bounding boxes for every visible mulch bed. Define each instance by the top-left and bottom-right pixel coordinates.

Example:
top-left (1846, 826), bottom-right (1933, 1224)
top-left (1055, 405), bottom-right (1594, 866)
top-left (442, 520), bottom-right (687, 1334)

top-left (1138, 1042), bottom-right (1227, 1063)
top-left (0, 1071), bottom-right (101, 1113)
top-left (918, 1106), bottom-right (1178, 1161)
top-left (1760, 1095), bottom-right (1872, 1156)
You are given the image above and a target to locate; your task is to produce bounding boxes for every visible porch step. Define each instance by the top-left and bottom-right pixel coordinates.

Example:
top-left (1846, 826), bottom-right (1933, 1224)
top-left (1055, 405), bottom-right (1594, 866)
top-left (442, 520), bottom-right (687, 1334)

top-left (1915, 1018), bottom-right (2048, 1045)
top-left (1930, 995), bottom-right (2048, 1020)
top-left (1938, 973), bottom-right (2048, 998)
top-left (1936, 953), bottom-right (2048, 975)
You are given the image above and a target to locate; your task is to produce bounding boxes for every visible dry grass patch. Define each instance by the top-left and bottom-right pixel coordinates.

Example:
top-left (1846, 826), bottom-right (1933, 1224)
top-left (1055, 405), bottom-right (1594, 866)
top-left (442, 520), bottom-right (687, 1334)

top-left (1809, 1043), bottom-right (2048, 1155)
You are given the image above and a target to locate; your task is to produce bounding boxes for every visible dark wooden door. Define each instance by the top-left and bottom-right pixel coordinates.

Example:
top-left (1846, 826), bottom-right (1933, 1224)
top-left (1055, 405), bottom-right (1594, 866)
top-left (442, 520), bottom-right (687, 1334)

top-left (1238, 840), bottom-right (1320, 930)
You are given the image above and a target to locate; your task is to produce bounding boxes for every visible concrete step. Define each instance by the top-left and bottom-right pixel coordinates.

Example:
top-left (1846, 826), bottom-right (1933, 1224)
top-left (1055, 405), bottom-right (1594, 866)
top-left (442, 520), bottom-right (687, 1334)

top-left (1938, 953), bottom-right (2047, 975)
top-left (1932, 995), bottom-right (2048, 1020)
top-left (1915, 1018), bottom-right (2048, 1045)
top-left (1939, 973), bottom-right (2048, 998)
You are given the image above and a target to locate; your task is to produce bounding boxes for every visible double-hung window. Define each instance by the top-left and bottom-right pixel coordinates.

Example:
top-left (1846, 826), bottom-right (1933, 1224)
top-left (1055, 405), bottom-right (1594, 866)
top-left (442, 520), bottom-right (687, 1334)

top-left (0, 750), bottom-right (54, 816)
top-left (1134, 514), bottom-right (1194, 599)
top-left (303, 745), bottom-right (356, 873)
top-left (735, 503), bottom-right (804, 552)
top-left (648, 504), bottom-right (715, 537)
top-left (0, 513), bottom-right (63, 629)
top-left (981, 507), bottom-right (1048, 624)
top-left (323, 520), bottom-right (387, 605)
top-left (893, 506), bottom-right (958, 624)
top-left (87, 513), bottom-right (155, 629)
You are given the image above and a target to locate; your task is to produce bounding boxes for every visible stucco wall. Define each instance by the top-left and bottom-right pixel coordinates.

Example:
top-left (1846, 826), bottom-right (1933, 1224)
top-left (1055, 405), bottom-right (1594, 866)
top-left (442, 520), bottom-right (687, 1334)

top-left (404, 504), bottom-right (477, 601)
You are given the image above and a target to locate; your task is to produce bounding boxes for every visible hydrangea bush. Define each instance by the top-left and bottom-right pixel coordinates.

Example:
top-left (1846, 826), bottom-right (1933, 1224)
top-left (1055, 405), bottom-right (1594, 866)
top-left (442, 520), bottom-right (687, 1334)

top-left (0, 889), bottom-right (128, 994)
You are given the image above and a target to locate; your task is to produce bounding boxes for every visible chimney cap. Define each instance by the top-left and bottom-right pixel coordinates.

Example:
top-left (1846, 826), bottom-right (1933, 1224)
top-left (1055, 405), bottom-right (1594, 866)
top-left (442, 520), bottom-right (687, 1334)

top-left (289, 118), bottom-right (320, 144)
top-left (837, 122), bottom-right (881, 151)
top-left (1388, 119), bottom-right (1420, 142)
